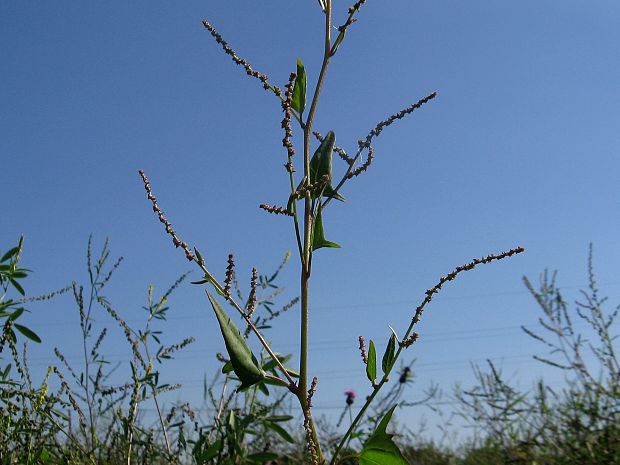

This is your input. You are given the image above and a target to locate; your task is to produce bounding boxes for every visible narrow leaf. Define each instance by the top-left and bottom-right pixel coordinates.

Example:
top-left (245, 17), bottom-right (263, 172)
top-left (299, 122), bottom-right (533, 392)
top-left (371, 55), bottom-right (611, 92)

top-left (257, 381), bottom-right (270, 396)
top-left (198, 438), bottom-right (222, 462)
top-left (382, 334), bottom-right (396, 374)
top-left (248, 452), bottom-right (279, 463)
top-left (1, 246), bottom-right (20, 263)
top-left (366, 340), bottom-right (377, 384)
top-left (8, 308), bottom-right (25, 321)
top-left (207, 292), bottom-right (265, 389)
top-left (291, 59), bottom-right (307, 114)
top-left (265, 415), bottom-right (293, 422)
top-left (359, 406), bottom-right (408, 465)
top-left (331, 30), bottom-right (346, 57)
top-left (265, 421), bottom-right (295, 443)
top-left (14, 324), bottom-right (42, 343)
top-left (8, 277), bottom-right (25, 296)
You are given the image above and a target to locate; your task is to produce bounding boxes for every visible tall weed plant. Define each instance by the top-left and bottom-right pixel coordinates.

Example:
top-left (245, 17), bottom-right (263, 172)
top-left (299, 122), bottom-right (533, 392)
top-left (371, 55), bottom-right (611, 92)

top-left (138, 2), bottom-right (523, 464)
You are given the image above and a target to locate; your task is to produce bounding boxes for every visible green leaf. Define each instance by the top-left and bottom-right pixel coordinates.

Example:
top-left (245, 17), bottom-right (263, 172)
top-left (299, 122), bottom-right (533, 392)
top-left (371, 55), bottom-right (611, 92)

top-left (359, 406), bottom-right (408, 465)
top-left (14, 323), bottom-right (41, 343)
top-left (248, 452), bottom-right (279, 463)
top-left (308, 130), bottom-right (345, 202)
top-left (9, 277), bottom-right (25, 296)
top-left (1, 246), bottom-right (20, 263)
top-left (207, 292), bottom-right (265, 389)
top-left (257, 381), bottom-right (270, 396)
top-left (8, 307), bottom-right (25, 321)
top-left (331, 30), bottom-right (346, 57)
top-left (366, 340), bottom-right (377, 384)
top-left (196, 439), bottom-right (222, 463)
top-left (312, 203), bottom-right (341, 251)
top-left (221, 360), bottom-right (234, 374)
top-left (262, 353), bottom-right (293, 372)
top-left (265, 421), bottom-right (294, 443)
top-left (265, 415), bottom-right (293, 422)
top-left (292, 59), bottom-right (307, 114)
top-left (194, 247), bottom-right (204, 264)
top-left (382, 334), bottom-right (397, 374)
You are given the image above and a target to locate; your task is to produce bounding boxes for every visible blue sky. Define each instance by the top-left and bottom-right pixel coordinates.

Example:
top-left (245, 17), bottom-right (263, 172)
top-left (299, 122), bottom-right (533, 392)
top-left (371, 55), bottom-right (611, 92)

top-left (2, 1), bottom-right (620, 439)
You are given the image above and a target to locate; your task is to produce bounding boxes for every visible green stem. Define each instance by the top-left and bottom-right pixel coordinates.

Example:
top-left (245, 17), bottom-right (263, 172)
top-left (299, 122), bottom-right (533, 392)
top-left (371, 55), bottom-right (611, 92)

top-left (330, 381), bottom-right (385, 465)
top-left (296, 3), bottom-right (333, 464)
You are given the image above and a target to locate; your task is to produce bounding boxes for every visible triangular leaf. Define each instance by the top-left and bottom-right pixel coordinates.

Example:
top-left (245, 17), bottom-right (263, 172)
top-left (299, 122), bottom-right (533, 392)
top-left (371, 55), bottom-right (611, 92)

top-left (366, 340), bottom-right (377, 384)
top-left (312, 203), bottom-right (341, 251)
top-left (292, 59), bottom-right (307, 114)
top-left (359, 406), bottom-right (409, 465)
top-left (221, 360), bottom-right (234, 374)
top-left (207, 292), bottom-right (265, 389)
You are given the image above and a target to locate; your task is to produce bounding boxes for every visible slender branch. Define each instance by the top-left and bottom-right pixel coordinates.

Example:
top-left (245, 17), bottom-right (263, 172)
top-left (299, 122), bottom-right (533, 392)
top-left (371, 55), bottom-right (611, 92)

top-left (330, 246), bottom-right (525, 464)
top-left (324, 91), bottom-right (438, 209)
top-left (138, 170), bottom-right (296, 388)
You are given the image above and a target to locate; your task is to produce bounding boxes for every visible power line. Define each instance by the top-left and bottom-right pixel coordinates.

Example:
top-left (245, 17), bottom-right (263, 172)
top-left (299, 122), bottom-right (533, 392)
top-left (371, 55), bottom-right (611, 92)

top-left (24, 319), bottom-right (597, 367)
top-left (28, 280), bottom-right (620, 328)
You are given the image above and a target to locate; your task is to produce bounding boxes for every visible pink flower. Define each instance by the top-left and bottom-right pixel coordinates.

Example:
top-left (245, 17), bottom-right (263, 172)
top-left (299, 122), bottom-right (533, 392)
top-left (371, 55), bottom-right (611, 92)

top-left (344, 389), bottom-right (356, 405)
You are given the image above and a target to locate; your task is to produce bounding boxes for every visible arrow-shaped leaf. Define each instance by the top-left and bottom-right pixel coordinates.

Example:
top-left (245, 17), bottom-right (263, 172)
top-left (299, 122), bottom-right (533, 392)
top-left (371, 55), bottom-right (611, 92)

top-left (312, 203), bottom-right (341, 251)
top-left (207, 292), bottom-right (265, 390)
top-left (359, 406), bottom-right (408, 465)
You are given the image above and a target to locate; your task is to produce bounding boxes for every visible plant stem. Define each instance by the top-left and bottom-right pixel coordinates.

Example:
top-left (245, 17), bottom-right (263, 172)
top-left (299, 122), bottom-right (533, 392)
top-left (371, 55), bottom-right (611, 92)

top-left (297, 3), bottom-right (333, 463)
top-left (330, 382), bottom-right (385, 465)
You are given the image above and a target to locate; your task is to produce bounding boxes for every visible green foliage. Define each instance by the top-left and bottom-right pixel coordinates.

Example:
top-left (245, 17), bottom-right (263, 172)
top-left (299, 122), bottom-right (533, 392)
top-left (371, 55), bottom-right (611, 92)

top-left (359, 406), bottom-right (408, 465)
top-left (366, 340), bottom-right (377, 385)
top-left (0, 236), bottom-right (41, 347)
top-left (292, 59), bottom-right (307, 115)
top-left (456, 246), bottom-right (620, 465)
top-left (312, 203), bottom-right (341, 251)
top-left (308, 130), bottom-right (345, 202)
top-left (208, 292), bottom-right (265, 390)
top-left (382, 335), bottom-right (396, 375)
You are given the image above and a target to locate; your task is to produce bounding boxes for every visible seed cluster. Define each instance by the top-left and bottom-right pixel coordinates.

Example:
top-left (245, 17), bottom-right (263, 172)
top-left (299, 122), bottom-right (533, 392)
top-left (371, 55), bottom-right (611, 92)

top-left (402, 247), bottom-right (525, 347)
top-left (247, 267), bottom-right (258, 317)
top-left (224, 254), bottom-right (235, 299)
top-left (139, 170), bottom-right (194, 262)
top-left (281, 72), bottom-right (296, 170)
top-left (358, 335), bottom-right (368, 364)
top-left (313, 130), bottom-right (353, 165)
top-left (202, 20), bottom-right (281, 97)
top-left (259, 204), bottom-right (293, 216)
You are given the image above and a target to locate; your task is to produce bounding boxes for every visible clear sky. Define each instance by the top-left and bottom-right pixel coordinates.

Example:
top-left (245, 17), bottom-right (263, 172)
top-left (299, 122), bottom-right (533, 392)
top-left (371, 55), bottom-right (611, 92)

top-left (2, 1), bottom-right (620, 440)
